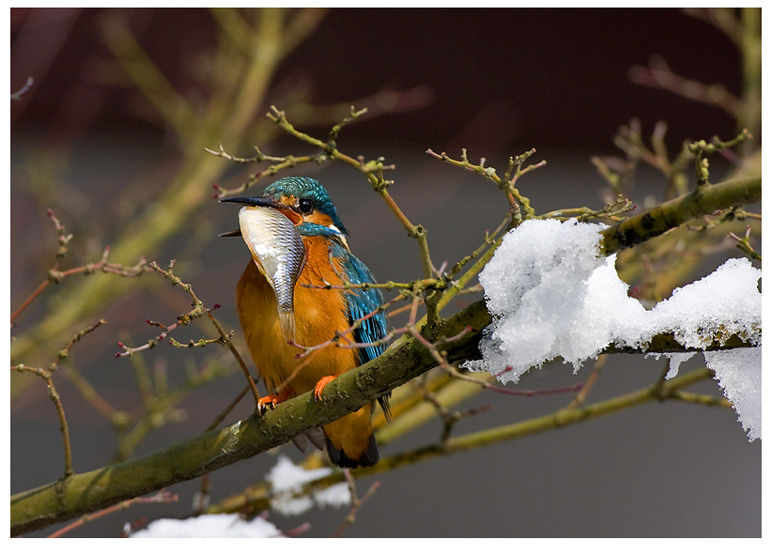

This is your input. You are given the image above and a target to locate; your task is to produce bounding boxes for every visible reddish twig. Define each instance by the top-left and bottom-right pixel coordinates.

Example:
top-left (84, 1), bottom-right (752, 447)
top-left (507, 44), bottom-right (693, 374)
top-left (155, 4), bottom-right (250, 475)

top-left (11, 210), bottom-right (148, 326)
top-left (48, 490), bottom-right (178, 538)
top-left (628, 56), bottom-right (741, 117)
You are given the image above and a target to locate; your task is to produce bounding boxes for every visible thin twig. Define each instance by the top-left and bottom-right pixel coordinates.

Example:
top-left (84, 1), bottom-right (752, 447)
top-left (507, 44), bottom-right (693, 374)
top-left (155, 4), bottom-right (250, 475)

top-left (332, 470), bottom-right (381, 538)
top-left (115, 260), bottom-right (264, 411)
top-left (11, 319), bottom-right (108, 479)
top-left (11, 210), bottom-right (147, 326)
top-left (629, 55), bottom-right (742, 117)
top-left (48, 491), bottom-right (178, 538)
top-left (565, 354), bottom-right (607, 410)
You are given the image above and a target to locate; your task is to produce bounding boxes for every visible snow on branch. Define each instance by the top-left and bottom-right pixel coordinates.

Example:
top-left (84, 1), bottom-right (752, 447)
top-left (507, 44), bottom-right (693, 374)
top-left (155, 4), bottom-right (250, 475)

top-left (463, 219), bottom-right (761, 440)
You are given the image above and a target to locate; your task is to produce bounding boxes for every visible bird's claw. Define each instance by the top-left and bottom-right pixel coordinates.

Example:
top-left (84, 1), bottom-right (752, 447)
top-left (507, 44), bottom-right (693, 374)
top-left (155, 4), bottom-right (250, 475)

top-left (313, 375), bottom-right (336, 401)
top-left (256, 394), bottom-right (280, 414)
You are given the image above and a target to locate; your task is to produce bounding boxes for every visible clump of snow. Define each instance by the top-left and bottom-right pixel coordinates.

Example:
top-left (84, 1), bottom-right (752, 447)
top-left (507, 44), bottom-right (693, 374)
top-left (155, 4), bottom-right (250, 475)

top-left (265, 455), bottom-right (349, 516)
top-left (645, 257), bottom-right (762, 350)
top-left (466, 219), bottom-right (621, 381)
top-left (464, 218), bottom-right (761, 440)
top-left (130, 513), bottom-right (280, 538)
top-left (270, 487), bottom-right (315, 516)
top-left (705, 347), bottom-right (761, 440)
top-left (313, 482), bottom-right (351, 508)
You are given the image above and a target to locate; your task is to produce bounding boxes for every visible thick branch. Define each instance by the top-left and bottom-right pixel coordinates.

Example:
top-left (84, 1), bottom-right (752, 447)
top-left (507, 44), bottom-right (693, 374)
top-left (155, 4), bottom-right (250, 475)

top-left (601, 174), bottom-right (761, 254)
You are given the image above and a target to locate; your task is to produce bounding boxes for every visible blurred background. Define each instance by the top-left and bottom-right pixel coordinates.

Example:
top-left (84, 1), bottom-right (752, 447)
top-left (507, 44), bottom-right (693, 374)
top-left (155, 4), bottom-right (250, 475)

top-left (10, 8), bottom-right (760, 537)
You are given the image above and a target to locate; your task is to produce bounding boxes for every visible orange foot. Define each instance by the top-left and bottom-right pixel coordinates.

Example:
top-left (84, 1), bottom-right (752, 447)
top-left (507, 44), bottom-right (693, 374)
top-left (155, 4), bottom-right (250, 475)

top-left (257, 394), bottom-right (280, 412)
top-left (313, 375), bottom-right (336, 401)
top-left (256, 390), bottom-right (290, 413)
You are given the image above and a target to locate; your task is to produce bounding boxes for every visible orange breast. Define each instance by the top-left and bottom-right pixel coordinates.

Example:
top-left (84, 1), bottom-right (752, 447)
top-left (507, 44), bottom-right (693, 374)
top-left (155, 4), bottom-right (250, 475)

top-left (236, 235), bottom-right (358, 397)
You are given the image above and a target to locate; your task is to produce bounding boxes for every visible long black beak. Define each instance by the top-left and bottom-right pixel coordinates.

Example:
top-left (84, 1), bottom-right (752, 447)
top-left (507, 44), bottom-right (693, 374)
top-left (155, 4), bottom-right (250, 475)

top-left (219, 196), bottom-right (284, 209)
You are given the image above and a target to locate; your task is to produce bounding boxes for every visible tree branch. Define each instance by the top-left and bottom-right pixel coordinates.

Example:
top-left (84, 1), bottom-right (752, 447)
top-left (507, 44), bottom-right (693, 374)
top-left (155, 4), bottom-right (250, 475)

top-left (601, 173), bottom-right (761, 254)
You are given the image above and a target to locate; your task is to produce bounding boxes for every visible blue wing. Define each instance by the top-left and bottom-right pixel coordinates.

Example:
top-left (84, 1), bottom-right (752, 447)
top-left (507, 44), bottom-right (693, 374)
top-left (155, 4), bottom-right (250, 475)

top-left (340, 252), bottom-right (388, 365)
top-left (330, 241), bottom-right (391, 418)
top-left (330, 243), bottom-right (387, 361)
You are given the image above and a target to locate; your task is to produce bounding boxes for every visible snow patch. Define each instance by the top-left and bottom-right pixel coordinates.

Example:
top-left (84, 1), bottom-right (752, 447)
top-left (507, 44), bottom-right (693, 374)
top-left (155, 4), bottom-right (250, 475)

top-left (464, 219), bottom-right (761, 440)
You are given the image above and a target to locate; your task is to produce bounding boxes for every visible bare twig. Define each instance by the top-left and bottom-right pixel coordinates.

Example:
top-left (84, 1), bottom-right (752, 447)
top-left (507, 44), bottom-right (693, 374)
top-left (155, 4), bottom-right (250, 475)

top-left (728, 224), bottom-right (761, 260)
top-left (426, 147), bottom-right (541, 218)
top-left (48, 490), bottom-right (178, 538)
top-left (688, 128), bottom-right (753, 187)
top-left (629, 56), bottom-right (742, 117)
top-left (11, 319), bottom-right (108, 479)
top-left (11, 211), bottom-right (148, 326)
top-left (565, 354), bottom-right (608, 410)
top-left (332, 470), bottom-right (381, 538)
top-left (115, 260), bottom-right (264, 412)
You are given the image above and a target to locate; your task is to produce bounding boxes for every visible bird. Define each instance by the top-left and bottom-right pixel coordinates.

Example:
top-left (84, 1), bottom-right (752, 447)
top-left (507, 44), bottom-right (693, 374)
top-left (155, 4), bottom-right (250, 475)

top-left (221, 176), bottom-right (390, 468)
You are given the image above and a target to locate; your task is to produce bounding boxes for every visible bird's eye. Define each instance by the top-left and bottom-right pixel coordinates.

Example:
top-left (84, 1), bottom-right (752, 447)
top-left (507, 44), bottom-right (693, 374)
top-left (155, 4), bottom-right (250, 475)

top-left (297, 198), bottom-right (314, 214)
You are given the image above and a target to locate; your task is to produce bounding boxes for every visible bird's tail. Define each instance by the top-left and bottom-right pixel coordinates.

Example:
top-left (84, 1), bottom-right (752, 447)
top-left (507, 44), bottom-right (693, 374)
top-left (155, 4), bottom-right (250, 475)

top-left (322, 406), bottom-right (379, 468)
top-left (325, 433), bottom-right (379, 468)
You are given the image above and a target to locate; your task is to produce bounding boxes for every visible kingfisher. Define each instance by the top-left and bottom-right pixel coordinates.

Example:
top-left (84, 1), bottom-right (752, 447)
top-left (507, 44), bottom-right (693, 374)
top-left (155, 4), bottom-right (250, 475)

top-left (221, 176), bottom-right (390, 468)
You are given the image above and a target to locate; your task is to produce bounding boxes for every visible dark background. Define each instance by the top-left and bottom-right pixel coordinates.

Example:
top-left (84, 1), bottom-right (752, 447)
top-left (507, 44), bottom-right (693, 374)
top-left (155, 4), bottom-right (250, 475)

top-left (10, 8), bottom-right (759, 538)
top-left (11, 8), bottom-right (741, 150)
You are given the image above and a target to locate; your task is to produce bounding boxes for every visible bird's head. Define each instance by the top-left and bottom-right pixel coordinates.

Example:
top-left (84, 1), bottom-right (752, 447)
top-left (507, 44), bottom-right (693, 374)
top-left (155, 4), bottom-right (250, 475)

top-left (263, 177), bottom-right (349, 235)
top-left (220, 177), bottom-right (349, 237)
